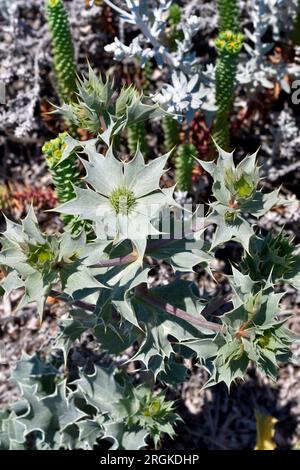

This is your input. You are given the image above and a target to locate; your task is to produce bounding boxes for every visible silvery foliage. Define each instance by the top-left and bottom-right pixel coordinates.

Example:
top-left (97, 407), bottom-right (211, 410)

top-left (0, 353), bottom-right (178, 450)
top-left (103, 0), bottom-right (300, 123)
top-left (104, 0), bottom-right (217, 120)
top-left (0, 0), bottom-right (10, 19)
top-left (1, 123), bottom-right (299, 389)
top-left (262, 106), bottom-right (300, 178)
top-left (0, 0), bottom-right (45, 137)
top-left (237, 0), bottom-right (300, 94)
top-left (105, 0), bottom-right (200, 70)
top-left (184, 0), bottom-right (218, 33)
top-left (0, 0), bottom-right (103, 137)
top-left (1, 153), bottom-right (300, 449)
top-left (1, 71), bottom-right (300, 448)
top-left (250, 0), bottom-right (298, 40)
top-left (152, 72), bottom-right (215, 121)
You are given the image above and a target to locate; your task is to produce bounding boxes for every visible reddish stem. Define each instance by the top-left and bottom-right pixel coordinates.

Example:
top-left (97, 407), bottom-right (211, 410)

top-left (136, 284), bottom-right (226, 334)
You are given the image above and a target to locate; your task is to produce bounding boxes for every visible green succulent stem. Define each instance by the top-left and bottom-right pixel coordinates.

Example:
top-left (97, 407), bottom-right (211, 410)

top-left (291, 0), bottom-right (300, 45)
top-left (169, 3), bottom-right (181, 25)
top-left (175, 143), bottom-right (196, 192)
top-left (217, 0), bottom-right (240, 33)
top-left (43, 133), bottom-right (80, 205)
top-left (163, 116), bottom-right (180, 151)
top-left (167, 3), bottom-right (184, 51)
top-left (142, 60), bottom-right (154, 94)
top-left (45, 0), bottom-right (77, 103)
top-left (42, 133), bottom-right (90, 236)
top-left (127, 122), bottom-right (148, 155)
top-left (212, 31), bottom-right (244, 152)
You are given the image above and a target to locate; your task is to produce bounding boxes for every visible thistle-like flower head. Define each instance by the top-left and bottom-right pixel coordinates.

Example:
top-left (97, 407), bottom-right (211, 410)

top-left (55, 145), bottom-right (176, 256)
top-left (76, 64), bottom-right (114, 114)
top-left (0, 207), bottom-right (103, 317)
top-left (124, 387), bottom-right (178, 448)
top-left (199, 144), bottom-right (280, 250)
top-left (242, 232), bottom-right (300, 284)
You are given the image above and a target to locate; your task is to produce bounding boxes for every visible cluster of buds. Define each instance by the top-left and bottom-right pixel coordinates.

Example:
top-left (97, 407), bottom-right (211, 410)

top-left (215, 31), bottom-right (244, 54)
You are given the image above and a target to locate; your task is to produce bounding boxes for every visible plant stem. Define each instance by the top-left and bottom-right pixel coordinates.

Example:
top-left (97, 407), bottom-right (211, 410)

top-left (87, 252), bottom-right (137, 269)
top-left (49, 289), bottom-right (95, 312)
top-left (49, 283), bottom-right (227, 335)
top-left (136, 284), bottom-right (226, 334)
top-left (217, 0), bottom-right (240, 33)
top-left (202, 293), bottom-right (232, 317)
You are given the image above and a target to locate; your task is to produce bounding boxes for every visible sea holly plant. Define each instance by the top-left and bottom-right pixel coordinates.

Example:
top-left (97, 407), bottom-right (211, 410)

top-left (0, 354), bottom-right (179, 450)
top-left (0, 207), bottom-right (104, 319)
top-left (200, 144), bottom-right (280, 251)
top-left (206, 273), bottom-right (299, 388)
top-left (1, 99), bottom-right (300, 451)
top-left (54, 64), bottom-right (167, 146)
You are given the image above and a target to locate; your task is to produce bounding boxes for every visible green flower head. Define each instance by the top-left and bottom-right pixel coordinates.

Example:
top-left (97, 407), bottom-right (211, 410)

top-left (242, 232), bottom-right (300, 284)
top-left (215, 31), bottom-right (244, 54)
top-left (209, 276), bottom-right (298, 388)
top-left (224, 168), bottom-right (257, 201)
top-left (125, 387), bottom-right (178, 448)
top-left (0, 207), bottom-right (103, 318)
top-left (198, 144), bottom-right (280, 251)
top-left (109, 187), bottom-right (137, 215)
